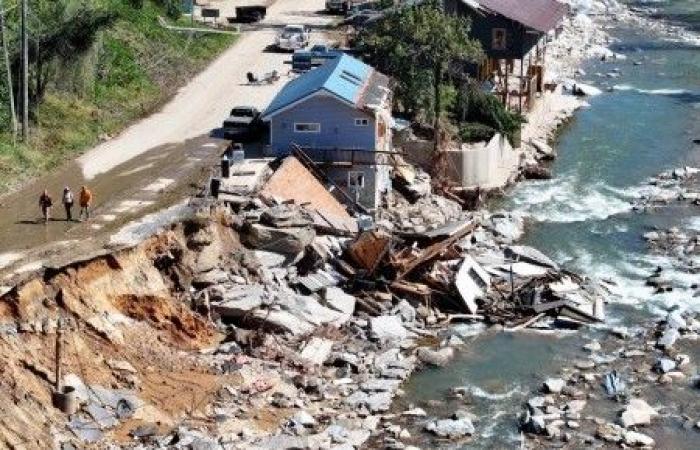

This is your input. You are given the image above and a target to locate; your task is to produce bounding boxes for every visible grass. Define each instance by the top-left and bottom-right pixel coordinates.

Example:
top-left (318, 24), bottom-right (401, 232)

top-left (0, 0), bottom-right (237, 191)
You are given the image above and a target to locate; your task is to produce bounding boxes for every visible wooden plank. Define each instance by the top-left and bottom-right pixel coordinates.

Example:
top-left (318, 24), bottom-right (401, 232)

top-left (395, 221), bottom-right (475, 280)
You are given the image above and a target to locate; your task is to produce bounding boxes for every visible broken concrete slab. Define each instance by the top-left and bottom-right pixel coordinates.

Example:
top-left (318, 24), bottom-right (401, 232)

top-left (505, 245), bottom-right (559, 270)
top-left (86, 403), bottom-right (118, 430)
top-left (370, 315), bottom-right (410, 342)
top-left (299, 337), bottom-right (334, 366)
top-left (241, 224), bottom-right (315, 255)
top-left (68, 416), bottom-right (104, 442)
top-left (455, 255), bottom-right (490, 314)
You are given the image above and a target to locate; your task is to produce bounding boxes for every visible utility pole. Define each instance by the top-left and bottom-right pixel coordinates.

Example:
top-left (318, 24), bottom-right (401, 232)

top-left (20, 0), bottom-right (28, 140)
top-left (55, 318), bottom-right (63, 391)
top-left (0, 0), bottom-right (17, 143)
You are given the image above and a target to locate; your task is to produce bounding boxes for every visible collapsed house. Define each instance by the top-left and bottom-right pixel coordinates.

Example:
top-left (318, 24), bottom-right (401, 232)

top-left (262, 53), bottom-right (394, 211)
top-left (444, 0), bottom-right (568, 112)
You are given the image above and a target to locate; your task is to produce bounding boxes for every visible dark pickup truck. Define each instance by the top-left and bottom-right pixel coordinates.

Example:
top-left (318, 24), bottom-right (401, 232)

top-left (222, 106), bottom-right (265, 141)
top-left (291, 44), bottom-right (343, 72)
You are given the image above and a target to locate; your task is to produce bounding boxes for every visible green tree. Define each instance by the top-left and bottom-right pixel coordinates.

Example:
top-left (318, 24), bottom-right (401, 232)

top-left (357, 0), bottom-right (482, 153)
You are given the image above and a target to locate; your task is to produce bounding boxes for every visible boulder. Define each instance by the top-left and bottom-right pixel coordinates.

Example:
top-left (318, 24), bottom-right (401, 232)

top-left (596, 422), bottom-right (624, 443)
top-left (667, 310), bottom-right (687, 330)
top-left (620, 399), bottom-right (658, 428)
top-left (657, 328), bottom-right (680, 349)
top-left (416, 347), bottom-right (454, 367)
top-left (543, 378), bottom-right (566, 394)
top-left (425, 418), bottom-right (475, 439)
top-left (655, 357), bottom-right (676, 374)
top-left (624, 430), bottom-right (655, 447)
top-left (291, 411), bottom-right (316, 427)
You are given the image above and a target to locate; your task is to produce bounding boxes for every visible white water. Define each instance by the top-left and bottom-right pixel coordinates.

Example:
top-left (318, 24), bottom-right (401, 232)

top-left (505, 175), bottom-right (640, 223)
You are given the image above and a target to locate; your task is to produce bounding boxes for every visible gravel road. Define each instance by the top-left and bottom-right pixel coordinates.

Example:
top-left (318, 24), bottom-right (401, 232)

top-left (79, 0), bottom-right (334, 179)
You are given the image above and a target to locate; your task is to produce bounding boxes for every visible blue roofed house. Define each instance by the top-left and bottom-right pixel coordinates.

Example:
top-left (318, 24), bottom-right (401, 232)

top-left (262, 54), bottom-right (393, 211)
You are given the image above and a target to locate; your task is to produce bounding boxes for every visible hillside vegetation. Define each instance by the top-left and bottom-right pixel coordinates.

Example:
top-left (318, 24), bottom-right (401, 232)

top-left (0, 0), bottom-right (237, 190)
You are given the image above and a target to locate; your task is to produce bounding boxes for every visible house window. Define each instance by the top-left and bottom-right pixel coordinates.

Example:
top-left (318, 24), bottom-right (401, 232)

top-left (355, 118), bottom-right (369, 126)
top-left (348, 171), bottom-right (365, 189)
top-left (294, 123), bottom-right (321, 133)
top-left (492, 28), bottom-right (507, 50)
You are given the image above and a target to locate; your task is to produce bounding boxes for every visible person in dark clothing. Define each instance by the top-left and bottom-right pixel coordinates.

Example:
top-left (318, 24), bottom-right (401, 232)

top-left (39, 189), bottom-right (53, 223)
top-left (62, 187), bottom-right (74, 221)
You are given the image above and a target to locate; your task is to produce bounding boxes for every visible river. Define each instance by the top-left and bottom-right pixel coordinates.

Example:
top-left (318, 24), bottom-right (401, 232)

top-left (400, 1), bottom-right (700, 448)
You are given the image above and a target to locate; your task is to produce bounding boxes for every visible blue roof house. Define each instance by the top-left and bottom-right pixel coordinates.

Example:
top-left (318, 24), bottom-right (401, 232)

top-left (262, 54), bottom-right (393, 210)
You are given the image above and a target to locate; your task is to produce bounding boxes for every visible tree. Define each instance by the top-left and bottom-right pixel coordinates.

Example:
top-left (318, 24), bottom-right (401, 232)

top-left (357, 0), bottom-right (482, 154)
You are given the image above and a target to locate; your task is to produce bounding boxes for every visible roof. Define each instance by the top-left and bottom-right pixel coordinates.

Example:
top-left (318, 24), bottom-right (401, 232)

top-left (468, 0), bottom-right (568, 33)
top-left (262, 54), bottom-right (388, 119)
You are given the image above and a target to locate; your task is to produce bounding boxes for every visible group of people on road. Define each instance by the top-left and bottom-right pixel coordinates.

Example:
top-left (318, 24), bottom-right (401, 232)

top-left (39, 186), bottom-right (93, 223)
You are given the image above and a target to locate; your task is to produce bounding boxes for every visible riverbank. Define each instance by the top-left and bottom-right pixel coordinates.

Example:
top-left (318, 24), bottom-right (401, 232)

top-left (396, 0), bottom-right (700, 448)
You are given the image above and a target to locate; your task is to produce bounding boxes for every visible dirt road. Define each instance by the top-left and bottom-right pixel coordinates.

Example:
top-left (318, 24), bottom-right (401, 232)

top-left (0, 0), bottom-right (335, 279)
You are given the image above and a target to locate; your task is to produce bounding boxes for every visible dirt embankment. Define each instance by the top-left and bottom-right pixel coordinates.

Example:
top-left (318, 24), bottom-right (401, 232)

top-left (0, 206), bottom-right (245, 448)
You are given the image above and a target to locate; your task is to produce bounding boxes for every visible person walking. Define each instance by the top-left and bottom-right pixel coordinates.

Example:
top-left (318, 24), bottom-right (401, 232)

top-left (62, 187), bottom-right (74, 221)
top-left (39, 189), bottom-right (53, 223)
top-left (79, 185), bottom-right (93, 221)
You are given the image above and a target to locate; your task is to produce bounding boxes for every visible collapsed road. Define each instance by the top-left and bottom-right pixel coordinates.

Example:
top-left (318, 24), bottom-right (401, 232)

top-left (0, 151), bottom-right (610, 449)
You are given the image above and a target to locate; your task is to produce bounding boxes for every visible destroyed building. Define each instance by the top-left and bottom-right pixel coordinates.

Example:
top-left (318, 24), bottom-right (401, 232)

top-left (262, 53), bottom-right (394, 211)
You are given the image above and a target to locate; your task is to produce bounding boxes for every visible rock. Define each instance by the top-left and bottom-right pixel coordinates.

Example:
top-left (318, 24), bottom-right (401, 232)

top-left (292, 411), bottom-right (316, 427)
top-left (575, 360), bottom-right (596, 370)
top-left (620, 399), bottom-right (658, 428)
top-left (624, 430), bottom-right (655, 447)
top-left (611, 326), bottom-right (630, 339)
top-left (345, 391), bottom-right (393, 413)
top-left (545, 423), bottom-right (562, 438)
top-left (106, 359), bottom-right (137, 374)
top-left (543, 378), bottom-right (566, 394)
top-left (425, 417), bottom-right (475, 439)
top-left (655, 357), bottom-right (676, 374)
top-left (583, 340), bottom-right (601, 352)
top-left (370, 316), bottom-right (410, 342)
top-left (416, 347), bottom-right (454, 367)
top-left (667, 310), bottom-right (687, 330)
top-left (360, 379), bottom-right (401, 393)
top-left (402, 407), bottom-right (427, 417)
top-left (657, 328), bottom-right (680, 349)
top-left (523, 412), bottom-right (546, 435)
top-left (596, 422), bottom-right (624, 442)
top-left (566, 400), bottom-right (587, 415)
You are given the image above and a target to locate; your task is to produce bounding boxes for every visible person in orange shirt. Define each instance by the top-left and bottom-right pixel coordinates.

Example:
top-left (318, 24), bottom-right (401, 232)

top-left (79, 186), bottom-right (93, 221)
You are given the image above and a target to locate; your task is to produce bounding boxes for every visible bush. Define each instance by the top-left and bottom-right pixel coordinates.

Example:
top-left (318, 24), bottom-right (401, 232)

top-left (459, 122), bottom-right (497, 143)
top-left (166, 0), bottom-right (182, 20)
top-left (453, 85), bottom-right (525, 143)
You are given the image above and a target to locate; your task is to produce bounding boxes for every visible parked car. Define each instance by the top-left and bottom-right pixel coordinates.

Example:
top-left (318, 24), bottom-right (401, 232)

top-left (222, 106), bottom-right (264, 141)
top-left (325, 0), bottom-right (374, 14)
top-left (275, 24), bottom-right (310, 52)
top-left (291, 44), bottom-right (343, 72)
top-left (341, 10), bottom-right (384, 28)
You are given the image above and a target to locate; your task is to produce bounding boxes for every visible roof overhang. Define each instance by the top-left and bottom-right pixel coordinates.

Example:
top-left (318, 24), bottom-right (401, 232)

top-left (262, 89), bottom-right (358, 122)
